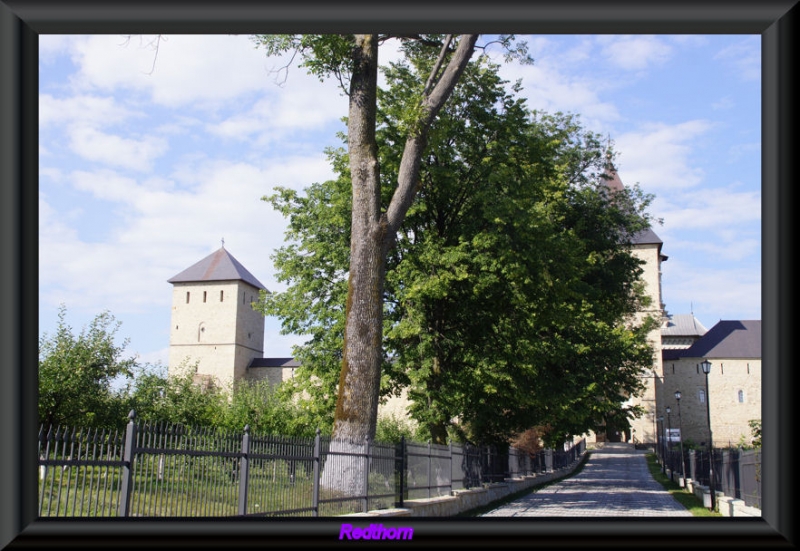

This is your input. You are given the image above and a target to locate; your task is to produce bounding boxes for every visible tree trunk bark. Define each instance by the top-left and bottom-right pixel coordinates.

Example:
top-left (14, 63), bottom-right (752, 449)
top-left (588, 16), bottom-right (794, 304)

top-left (321, 34), bottom-right (384, 497)
top-left (323, 34), bottom-right (478, 498)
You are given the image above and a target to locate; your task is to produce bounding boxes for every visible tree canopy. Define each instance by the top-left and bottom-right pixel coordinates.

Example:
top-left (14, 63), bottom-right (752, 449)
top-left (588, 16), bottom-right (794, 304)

top-left (39, 305), bottom-right (137, 428)
top-left (254, 34), bottom-right (533, 446)
top-left (259, 50), bottom-right (658, 446)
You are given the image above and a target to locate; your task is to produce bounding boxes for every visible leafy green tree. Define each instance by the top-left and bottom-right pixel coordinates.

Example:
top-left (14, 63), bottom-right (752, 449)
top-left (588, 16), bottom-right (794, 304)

top-left (122, 361), bottom-right (226, 429)
top-left (254, 34), bottom-right (531, 446)
top-left (261, 53), bottom-right (657, 447)
top-left (38, 305), bottom-right (136, 428)
top-left (217, 379), bottom-right (318, 438)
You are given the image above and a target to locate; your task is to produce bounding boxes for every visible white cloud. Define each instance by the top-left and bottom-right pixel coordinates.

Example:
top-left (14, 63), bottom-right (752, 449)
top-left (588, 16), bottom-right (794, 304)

top-left (662, 259), bottom-right (760, 322)
top-left (715, 37), bottom-right (760, 82)
top-left (207, 70), bottom-right (348, 145)
top-left (68, 126), bottom-right (168, 172)
top-left (69, 34), bottom-right (284, 109)
top-left (70, 169), bottom-right (140, 202)
top-left (597, 35), bottom-right (673, 71)
top-left (40, 93), bottom-right (138, 128)
top-left (613, 120), bottom-right (713, 191)
top-left (40, 153), bottom-right (336, 316)
top-left (712, 96), bottom-right (735, 111)
top-left (656, 186), bottom-right (760, 234)
top-left (501, 61), bottom-right (621, 129)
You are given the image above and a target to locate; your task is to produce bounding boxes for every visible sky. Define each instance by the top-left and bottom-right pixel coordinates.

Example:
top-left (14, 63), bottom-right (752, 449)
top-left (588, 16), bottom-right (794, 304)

top-left (38, 34), bottom-right (761, 371)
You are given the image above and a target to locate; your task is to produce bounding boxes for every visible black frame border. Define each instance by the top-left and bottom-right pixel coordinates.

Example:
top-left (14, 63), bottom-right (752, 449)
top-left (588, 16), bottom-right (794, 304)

top-left (1, 1), bottom-right (796, 547)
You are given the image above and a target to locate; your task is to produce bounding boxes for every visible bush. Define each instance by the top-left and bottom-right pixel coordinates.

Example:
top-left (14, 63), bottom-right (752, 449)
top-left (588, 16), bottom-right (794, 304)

top-left (375, 414), bottom-right (418, 443)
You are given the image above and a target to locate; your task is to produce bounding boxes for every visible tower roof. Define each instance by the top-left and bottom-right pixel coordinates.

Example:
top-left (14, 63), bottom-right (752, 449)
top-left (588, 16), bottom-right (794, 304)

top-left (601, 159), bottom-right (666, 257)
top-left (603, 164), bottom-right (626, 193)
top-left (168, 247), bottom-right (267, 290)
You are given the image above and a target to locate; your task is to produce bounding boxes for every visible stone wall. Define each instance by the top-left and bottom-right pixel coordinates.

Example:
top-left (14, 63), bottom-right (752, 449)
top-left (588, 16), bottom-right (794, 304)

top-left (168, 280), bottom-right (264, 390)
top-left (661, 357), bottom-right (761, 446)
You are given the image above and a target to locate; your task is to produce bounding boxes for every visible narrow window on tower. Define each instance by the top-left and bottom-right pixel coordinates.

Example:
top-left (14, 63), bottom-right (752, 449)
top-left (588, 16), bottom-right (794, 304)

top-left (203, 291), bottom-right (207, 303)
top-left (738, 390), bottom-right (745, 403)
top-left (220, 290), bottom-right (224, 302)
top-left (186, 292), bottom-right (190, 304)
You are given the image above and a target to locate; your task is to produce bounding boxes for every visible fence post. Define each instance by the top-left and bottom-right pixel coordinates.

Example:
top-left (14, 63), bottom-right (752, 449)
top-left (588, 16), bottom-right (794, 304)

top-left (312, 428), bottom-right (321, 517)
top-left (395, 436), bottom-right (405, 508)
top-left (237, 425), bottom-right (250, 516)
top-left (427, 441), bottom-right (432, 498)
top-left (448, 441), bottom-right (454, 494)
top-left (362, 436), bottom-right (371, 514)
top-left (118, 410), bottom-right (137, 517)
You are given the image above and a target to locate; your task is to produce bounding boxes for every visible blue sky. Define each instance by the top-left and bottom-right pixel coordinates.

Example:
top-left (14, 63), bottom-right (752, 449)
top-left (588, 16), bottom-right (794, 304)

top-left (38, 34), bottom-right (761, 370)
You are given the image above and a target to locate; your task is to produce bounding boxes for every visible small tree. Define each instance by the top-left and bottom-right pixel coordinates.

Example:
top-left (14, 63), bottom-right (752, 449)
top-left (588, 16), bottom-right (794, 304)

top-left (122, 361), bottom-right (226, 429)
top-left (748, 419), bottom-right (762, 448)
top-left (38, 305), bottom-right (136, 428)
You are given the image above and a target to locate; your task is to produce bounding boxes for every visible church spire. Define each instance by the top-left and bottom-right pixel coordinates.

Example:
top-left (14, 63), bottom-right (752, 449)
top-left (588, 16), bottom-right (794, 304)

top-left (602, 140), bottom-right (625, 194)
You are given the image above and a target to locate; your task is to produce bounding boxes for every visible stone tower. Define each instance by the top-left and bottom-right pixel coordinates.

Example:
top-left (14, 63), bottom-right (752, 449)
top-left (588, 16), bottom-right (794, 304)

top-left (167, 246), bottom-right (267, 390)
top-left (604, 159), bottom-right (668, 446)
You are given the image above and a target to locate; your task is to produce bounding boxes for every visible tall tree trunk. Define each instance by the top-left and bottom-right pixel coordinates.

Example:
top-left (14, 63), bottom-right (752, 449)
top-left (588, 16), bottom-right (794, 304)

top-left (323, 34), bottom-right (478, 498)
top-left (333, 34), bottom-right (385, 444)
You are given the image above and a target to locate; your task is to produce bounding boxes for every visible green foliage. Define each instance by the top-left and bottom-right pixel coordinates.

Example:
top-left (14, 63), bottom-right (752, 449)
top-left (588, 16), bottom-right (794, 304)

top-left (251, 34), bottom-right (356, 90)
top-left (38, 305), bottom-right (137, 429)
top-left (122, 363), bottom-right (319, 438)
top-left (374, 413), bottom-right (420, 444)
top-left (122, 361), bottom-right (226, 430)
top-left (748, 419), bottom-right (762, 448)
top-left (38, 305), bottom-right (321, 436)
top-left (260, 50), bottom-right (657, 448)
top-left (217, 378), bottom-right (319, 438)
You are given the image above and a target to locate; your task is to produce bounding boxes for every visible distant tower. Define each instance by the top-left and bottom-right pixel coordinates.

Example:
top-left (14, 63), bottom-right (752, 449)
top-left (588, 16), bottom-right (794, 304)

top-left (602, 156), bottom-right (668, 446)
top-left (167, 245), bottom-right (267, 390)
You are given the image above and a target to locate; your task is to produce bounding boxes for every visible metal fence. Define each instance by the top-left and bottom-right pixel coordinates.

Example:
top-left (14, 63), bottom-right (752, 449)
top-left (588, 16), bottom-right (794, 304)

top-left (660, 445), bottom-right (761, 509)
top-left (38, 412), bottom-right (585, 518)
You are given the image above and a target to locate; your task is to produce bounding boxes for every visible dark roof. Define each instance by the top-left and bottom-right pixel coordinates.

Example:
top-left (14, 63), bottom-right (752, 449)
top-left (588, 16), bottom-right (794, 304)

top-left (663, 320), bottom-right (761, 360)
top-left (631, 227), bottom-right (662, 246)
top-left (603, 166), bottom-right (625, 193)
top-left (168, 247), bottom-right (266, 290)
top-left (249, 357), bottom-right (300, 368)
top-left (600, 163), bottom-right (666, 258)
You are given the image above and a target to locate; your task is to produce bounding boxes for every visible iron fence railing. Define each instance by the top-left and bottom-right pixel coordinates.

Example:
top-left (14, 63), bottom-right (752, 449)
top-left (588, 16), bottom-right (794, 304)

top-left (38, 411), bottom-right (585, 518)
top-left (657, 443), bottom-right (761, 509)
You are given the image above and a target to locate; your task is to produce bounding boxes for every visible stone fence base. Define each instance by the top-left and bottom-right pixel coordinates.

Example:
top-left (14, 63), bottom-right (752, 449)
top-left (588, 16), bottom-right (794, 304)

top-left (342, 453), bottom-right (587, 518)
top-left (684, 479), bottom-right (761, 517)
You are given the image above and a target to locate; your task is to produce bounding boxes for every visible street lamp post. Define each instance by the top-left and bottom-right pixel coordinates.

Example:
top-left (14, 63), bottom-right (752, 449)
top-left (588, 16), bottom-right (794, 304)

top-left (675, 390), bottom-right (687, 488)
top-left (656, 416), bottom-right (665, 472)
top-left (665, 406), bottom-right (672, 478)
top-left (701, 359), bottom-right (716, 511)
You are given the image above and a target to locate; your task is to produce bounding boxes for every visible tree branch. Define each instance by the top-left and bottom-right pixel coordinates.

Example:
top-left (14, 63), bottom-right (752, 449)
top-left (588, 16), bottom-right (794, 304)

top-left (422, 35), bottom-right (452, 97)
top-left (384, 34), bottom-right (479, 239)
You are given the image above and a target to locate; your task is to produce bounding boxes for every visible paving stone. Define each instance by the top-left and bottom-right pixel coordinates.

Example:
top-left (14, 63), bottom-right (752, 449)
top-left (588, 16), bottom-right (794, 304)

top-left (482, 443), bottom-right (692, 517)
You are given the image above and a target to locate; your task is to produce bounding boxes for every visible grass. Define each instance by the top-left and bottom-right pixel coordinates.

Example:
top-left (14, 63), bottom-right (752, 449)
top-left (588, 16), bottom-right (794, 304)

top-left (456, 451), bottom-right (592, 517)
top-left (644, 453), bottom-right (722, 517)
top-left (38, 458), bottom-right (393, 517)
